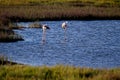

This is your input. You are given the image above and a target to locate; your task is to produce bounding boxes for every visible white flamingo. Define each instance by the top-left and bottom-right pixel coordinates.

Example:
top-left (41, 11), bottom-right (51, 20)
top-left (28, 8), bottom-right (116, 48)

top-left (62, 21), bottom-right (68, 30)
top-left (62, 21), bottom-right (68, 40)
top-left (42, 24), bottom-right (50, 43)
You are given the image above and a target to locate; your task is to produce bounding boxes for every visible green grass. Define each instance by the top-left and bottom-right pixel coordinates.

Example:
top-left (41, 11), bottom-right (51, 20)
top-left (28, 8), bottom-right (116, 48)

top-left (1, 55), bottom-right (120, 80)
top-left (0, 65), bottom-right (120, 80)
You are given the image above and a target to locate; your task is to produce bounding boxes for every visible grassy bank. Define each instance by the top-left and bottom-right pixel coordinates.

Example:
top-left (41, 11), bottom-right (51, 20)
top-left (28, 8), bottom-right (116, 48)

top-left (0, 0), bottom-right (120, 7)
top-left (0, 55), bottom-right (120, 80)
top-left (1, 5), bottom-right (120, 22)
top-left (0, 65), bottom-right (120, 80)
top-left (0, 0), bottom-right (120, 22)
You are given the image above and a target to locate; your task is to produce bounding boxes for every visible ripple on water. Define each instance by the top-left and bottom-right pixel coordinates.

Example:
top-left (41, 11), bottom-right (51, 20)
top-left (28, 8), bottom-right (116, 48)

top-left (0, 20), bottom-right (120, 68)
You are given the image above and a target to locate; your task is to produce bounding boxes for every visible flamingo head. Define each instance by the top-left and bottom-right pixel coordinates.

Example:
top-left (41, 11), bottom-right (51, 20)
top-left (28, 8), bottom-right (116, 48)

top-left (42, 24), bottom-right (50, 29)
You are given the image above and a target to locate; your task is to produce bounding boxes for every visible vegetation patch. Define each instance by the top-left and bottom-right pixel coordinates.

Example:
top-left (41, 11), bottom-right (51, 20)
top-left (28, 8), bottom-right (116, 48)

top-left (0, 65), bottom-right (120, 80)
top-left (28, 21), bottom-right (42, 28)
top-left (0, 27), bottom-right (24, 42)
top-left (0, 55), bottom-right (120, 80)
top-left (0, 0), bottom-right (120, 22)
top-left (0, 55), bottom-right (18, 65)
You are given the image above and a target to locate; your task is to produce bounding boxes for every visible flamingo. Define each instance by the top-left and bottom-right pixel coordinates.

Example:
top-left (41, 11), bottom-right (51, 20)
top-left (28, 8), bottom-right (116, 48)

top-left (62, 21), bottom-right (68, 29)
top-left (62, 21), bottom-right (68, 40)
top-left (42, 24), bottom-right (50, 43)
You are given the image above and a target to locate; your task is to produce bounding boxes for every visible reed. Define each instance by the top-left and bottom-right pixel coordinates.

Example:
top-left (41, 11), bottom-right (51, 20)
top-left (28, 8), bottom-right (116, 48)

top-left (0, 55), bottom-right (8, 65)
top-left (0, 5), bottom-right (120, 23)
top-left (0, 0), bottom-right (120, 22)
top-left (0, 55), bottom-right (19, 65)
top-left (0, 65), bottom-right (120, 80)
top-left (0, 27), bottom-right (23, 42)
top-left (0, 0), bottom-right (120, 7)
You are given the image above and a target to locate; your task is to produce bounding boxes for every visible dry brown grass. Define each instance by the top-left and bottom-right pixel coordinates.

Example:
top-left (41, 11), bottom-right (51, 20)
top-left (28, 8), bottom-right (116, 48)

top-left (0, 5), bottom-right (120, 23)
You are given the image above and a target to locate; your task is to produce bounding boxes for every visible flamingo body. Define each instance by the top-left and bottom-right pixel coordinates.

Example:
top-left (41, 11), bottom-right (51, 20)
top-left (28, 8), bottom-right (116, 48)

top-left (62, 21), bottom-right (67, 29)
top-left (42, 24), bottom-right (50, 43)
top-left (61, 21), bottom-right (68, 41)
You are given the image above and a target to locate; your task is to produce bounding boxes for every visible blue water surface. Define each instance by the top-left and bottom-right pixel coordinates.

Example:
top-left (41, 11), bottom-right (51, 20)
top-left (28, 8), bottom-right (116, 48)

top-left (0, 20), bottom-right (120, 68)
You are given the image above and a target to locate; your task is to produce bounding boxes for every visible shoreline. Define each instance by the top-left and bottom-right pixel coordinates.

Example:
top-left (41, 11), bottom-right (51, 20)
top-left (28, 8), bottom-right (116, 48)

top-left (0, 60), bottom-right (19, 65)
top-left (8, 17), bottom-right (120, 23)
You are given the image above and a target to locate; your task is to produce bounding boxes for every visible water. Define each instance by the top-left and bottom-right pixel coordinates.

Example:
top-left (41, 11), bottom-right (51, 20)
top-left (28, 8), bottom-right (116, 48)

top-left (0, 20), bottom-right (120, 68)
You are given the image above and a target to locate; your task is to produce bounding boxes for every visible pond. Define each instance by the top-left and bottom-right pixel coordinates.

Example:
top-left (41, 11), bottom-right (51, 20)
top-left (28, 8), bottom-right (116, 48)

top-left (0, 20), bottom-right (120, 68)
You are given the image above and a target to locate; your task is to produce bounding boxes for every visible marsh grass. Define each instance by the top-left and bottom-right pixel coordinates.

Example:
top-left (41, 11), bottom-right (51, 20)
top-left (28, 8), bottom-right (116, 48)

top-left (0, 65), bottom-right (120, 80)
top-left (28, 21), bottom-right (42, 28)
top-left (0, 55), bottom-right (8, 65)
top-left (0, 54), bottom-right (19, 65)
top-left (0, 0), bottom-right (120, 7)
top-left (0, 5), bottom-right (120, 23)
top-left (0, 27), bottom-right (23, 42)
top-left (8, 22), bottom-right (25, 29)
top-left (0, 55), bottom-right (120, 80)
top-left (0, 0), bottom-right (120, 23)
